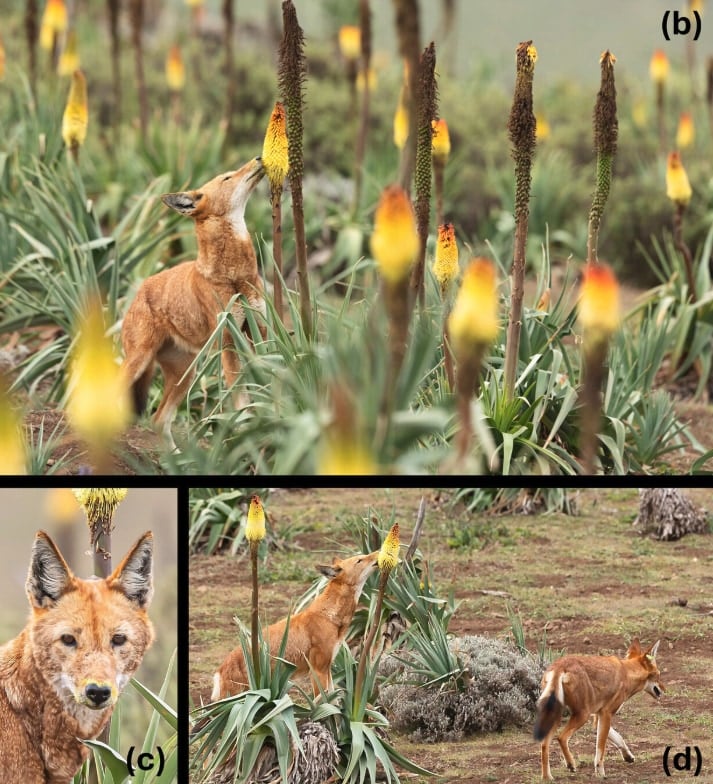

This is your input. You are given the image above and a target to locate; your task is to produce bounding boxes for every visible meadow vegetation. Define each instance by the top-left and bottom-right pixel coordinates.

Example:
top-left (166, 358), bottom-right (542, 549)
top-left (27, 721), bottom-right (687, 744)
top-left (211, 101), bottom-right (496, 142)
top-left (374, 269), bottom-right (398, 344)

top-left (0, 1), bottom-right (712, 474)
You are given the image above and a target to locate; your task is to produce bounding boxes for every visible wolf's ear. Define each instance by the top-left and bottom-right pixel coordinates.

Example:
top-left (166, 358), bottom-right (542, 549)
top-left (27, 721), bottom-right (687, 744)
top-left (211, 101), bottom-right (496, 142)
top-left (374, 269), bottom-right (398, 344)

top-left (26, 531), bottom-right (74, 608)
top-left (626, 638), bottom-right (642, 657)
top-left (316, 563), bottom-right (340, 579)
top-left (162, 192), bottom-right (198, 215)
top-left (110, 532), bottom-right (154, 608)
top-left (647, 640), bottom-right (661, 660)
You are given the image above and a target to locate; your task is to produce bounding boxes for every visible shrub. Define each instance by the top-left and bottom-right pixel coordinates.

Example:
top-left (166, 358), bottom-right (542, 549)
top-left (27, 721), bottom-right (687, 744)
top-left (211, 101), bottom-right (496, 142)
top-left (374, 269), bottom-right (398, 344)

top-left (379, 634), bottom-right (543, 742)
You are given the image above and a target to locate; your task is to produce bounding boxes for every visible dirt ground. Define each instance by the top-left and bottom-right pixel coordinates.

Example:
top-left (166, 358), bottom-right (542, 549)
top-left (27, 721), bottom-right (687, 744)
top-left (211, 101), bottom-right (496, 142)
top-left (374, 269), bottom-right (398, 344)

top-left (189, 487), bottom-right (713, 784)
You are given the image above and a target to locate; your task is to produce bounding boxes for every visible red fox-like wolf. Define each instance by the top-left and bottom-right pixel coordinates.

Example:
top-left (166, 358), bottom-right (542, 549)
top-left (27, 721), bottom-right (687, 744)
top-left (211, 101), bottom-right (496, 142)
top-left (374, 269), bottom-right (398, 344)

top-left (212, 551), bottom-right (379, 700)
top-left (0, 531), bottom-right (154, 784)
top-left (534, 639), bottom-right (664, 779)
top-left (121, 157), bottom-right (266, 438)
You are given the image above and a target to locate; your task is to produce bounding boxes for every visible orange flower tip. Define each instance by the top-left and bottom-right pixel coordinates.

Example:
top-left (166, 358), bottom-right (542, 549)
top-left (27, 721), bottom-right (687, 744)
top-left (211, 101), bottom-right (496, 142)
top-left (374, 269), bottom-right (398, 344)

top-left (431, 118), bottom-right (451, 164)
top-left (166, 44), bottom-right (185, 92)
top-left (578, 263), bottom-right (620, 340)
top-left (448, 257), bottom-right (500, 352)
top-left (338, 25), bottom-right (361, 61)
top-left (378, 523), bottom-right (400, 572)
top-left (262, 101), bottom-right (289, 189)
top-left (676, 112), bottom-right (695, 149)
top-left (649, 49), bottom-right (669, 83)
top-left (370, 185), bottom-right (419, 284)
top-left (245, 495), bottom-right (266, 542)
top-left (666, 151), bottom-right (692, 206)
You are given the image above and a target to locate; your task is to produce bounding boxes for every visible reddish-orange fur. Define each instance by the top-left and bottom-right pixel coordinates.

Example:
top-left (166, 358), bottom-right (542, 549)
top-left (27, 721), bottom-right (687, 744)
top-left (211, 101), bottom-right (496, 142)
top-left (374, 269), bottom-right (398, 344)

top-left (121, 157), bottom-right (266, 437)
top-left (0, 531), bottom-right (154, 784)
top-left (212, 551), bottom-right (379, 700)
top-left (534, 639), bottom-right (664, 780)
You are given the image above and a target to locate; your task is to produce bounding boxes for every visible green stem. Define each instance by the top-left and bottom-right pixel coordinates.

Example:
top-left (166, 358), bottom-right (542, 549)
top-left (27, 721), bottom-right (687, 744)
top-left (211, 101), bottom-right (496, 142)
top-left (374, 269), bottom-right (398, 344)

top-left (352, 569), bottom-right (388, 718)
top-left (250, 541), bottom-right (261, 683)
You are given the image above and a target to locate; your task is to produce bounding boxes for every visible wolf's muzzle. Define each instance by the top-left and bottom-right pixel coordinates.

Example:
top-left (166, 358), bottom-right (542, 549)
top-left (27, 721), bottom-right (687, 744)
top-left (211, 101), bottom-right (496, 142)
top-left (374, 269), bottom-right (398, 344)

top-left (84, 682), bottom-right (113, 709)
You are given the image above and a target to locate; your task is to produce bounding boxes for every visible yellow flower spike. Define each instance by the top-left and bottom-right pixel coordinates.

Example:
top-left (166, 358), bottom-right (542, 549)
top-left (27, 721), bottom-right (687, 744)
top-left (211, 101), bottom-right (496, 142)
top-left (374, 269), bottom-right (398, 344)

top-left (58, 29), bottom-right (80, 76)
top-left (393, 95), bottom-right (409, 150)
top-left (356, 67), bottom-right (377, 94)
top-left (526, 43), bottom-right (538, 65)
top-left (650, 49), bottom-right (669, 84)
top-left (370, 184), bottom-right (419, 284)
top-left (46, 487), bottom-right (81, 524)
top-left (0, 36), bottom-right (6, 81)
top-left (245, 495), bottom-right (266, 542)
top-left (431, 118), bottom-right (451, 165)
top-left (62, 69), bottom-right (88, 151)
top-left (319, 440), bottom-right (377, 475)
top-left (676, 111), bottom-right (695, 149)
top-left (433, 222), bottom-right (459, 298)
top-left (578, 263), bottom-right (620, 343)
top-left (40, 0), bottom-right (68, 50)
top-left (165, 44), bottom-right (185, 92)
top-left (72, 488), bottom-right (128, 528)
top-left (535, 112), bottom-right (550, 141)
top-left (378, 523), bottom-right (400, 572)
top-left (338, 25), bottom-right (361, 62)
top-left (631, 98), bottom-right (647, 129)
top-left (262, 101), bottom-right (289, 191)
top-left (448, 257), bottom-right (500, 353)
top-left (666, 151), bottom-right (693, 206)
top-left (66, 298), bottom-right (131, 448)
top-left (0, 378), bottom-right (26, 475)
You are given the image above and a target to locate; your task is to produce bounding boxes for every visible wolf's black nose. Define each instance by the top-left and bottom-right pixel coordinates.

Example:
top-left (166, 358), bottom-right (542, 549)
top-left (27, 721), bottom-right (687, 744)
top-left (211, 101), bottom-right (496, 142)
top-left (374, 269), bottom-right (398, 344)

top-left (85, 683), bottom-right (112, 707)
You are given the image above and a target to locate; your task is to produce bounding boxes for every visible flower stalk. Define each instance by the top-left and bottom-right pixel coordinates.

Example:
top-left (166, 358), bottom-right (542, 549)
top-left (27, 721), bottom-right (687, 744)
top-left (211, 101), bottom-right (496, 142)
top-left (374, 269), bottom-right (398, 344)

top-left (449, 258), bottom-right (499, 461)
top-left (587, 50), bottom-right (617, 265)
top-left (352, 0), bottom-right (372, 216)
top-left (246, 494), bottom-right (266, 682)
top-left (25, 0), bottom-right (38, 97)
top-left (431, 117), bottom-right (450, 228)
top-left (577, 263), bottom-right (620, 473)
top-left (503, 41), bottom-right (537, 400)
top-left (411, 41), bottom-right (438, 307)
top-left (371, 184), bottom-right (419, 429)
top-left (650, 49), bottom-right (669, 153)
top-left (666, 151), bottom-right (696, 302)
top-left (72, 488), bottom-right (128, 576)
top-left (279, 0), bottom-right (312, 339)
top-left (392, 0), bottom-right (421, 190)
top-left (353, 524), bottom-right (399, 714)
top-left (128, 0), bottom-right (148, 141)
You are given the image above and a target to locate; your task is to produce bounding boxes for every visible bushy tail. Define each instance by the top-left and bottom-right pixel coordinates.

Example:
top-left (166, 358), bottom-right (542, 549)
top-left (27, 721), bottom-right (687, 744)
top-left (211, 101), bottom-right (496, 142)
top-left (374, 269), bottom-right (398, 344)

top-left (533, 671), bottom-right (564, 741)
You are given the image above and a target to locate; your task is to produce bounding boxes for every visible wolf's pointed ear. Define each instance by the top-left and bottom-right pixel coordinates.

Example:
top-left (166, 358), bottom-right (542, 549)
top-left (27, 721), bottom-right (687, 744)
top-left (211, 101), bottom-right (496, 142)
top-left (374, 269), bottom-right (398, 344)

top-left (316, 563), bottom-right (340, 579)
top-left (627, 638), bottom-right (642, 657)
top-left (647, 640), bottom-right (661, 660)
top-left (109, 532), bottom-right (154, 608)
top-left (162, 192), bottom-right (198, 215)
top-left (26, 531), bottom-right (74, 608)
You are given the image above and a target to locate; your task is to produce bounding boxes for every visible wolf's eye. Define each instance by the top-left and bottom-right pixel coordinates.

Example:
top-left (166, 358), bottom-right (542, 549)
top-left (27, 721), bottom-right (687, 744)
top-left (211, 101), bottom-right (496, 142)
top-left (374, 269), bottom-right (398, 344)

top-left (61, 634), bottom-right (77, 647)
top-left (112, 634), bottom-right (127, 647)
